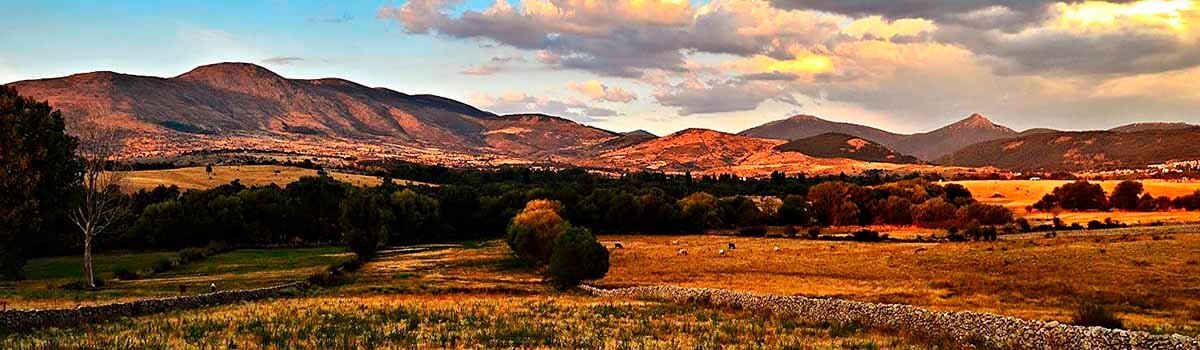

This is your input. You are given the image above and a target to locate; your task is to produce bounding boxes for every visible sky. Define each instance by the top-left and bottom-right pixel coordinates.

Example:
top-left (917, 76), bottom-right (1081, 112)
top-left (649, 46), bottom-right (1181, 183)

top-left (4, 0), bottom-right (1200, 135)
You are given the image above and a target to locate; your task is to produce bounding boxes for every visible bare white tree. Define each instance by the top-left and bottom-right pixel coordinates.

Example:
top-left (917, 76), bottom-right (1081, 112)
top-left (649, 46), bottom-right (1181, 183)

top-left (67, 125), bottom-right (129, 289)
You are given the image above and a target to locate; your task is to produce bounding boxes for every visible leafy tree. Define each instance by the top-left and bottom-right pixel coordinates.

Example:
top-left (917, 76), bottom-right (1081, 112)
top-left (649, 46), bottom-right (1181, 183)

top-left (131, 200), bottom-right (188, 248)
top-left (1109, 180), bottom-right (1143, 211)
top-left (340, 189), bottom-right (387, 258)
top-left (808, 182), bottom-right (861, 226)
top-left (286, 176), bottom-right (349, 243)
top-left (0, 86), bottom-right (81, 279)
top-left (389, 189), bottom-right (442, 244)
top-left (1051, 180), bottom-right (1108, 211)
top-left (957, 203), bottom-right (1013, 226)
top-left (546, 226), bottom-right (609, 288)
top-left (878, 196), bottom-right (913, 225)
top-left (718, 196), bottom-right (762, 228)
top-left (777, 195), bottom-right (813, 226)
top-left (943, 183), bottom-right (975, 206)
top-left (506, 199), bottom-right (568, 263)
top-left (1136, 193), bottom-right (1158, 212)
top-left (912, 197), bottom-right (957, 227)
top-left (677, 192), bottom-right (721, 232)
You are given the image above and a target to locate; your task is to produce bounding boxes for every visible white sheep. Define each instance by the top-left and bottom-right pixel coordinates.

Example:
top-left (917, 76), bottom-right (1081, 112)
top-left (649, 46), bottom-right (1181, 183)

top-left (677, 249), bottom-right (688, 256)
top-left (719, 249), bottom-right (726, 256)
top-left (773, 245), bottom-right (780, 252)
top-left (671, 240), bottom-right (680, 245)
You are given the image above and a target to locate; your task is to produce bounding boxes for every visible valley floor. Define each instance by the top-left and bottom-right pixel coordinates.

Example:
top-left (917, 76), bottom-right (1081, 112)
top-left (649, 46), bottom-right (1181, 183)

top-left (5, 226), bottom-right (1200, 348)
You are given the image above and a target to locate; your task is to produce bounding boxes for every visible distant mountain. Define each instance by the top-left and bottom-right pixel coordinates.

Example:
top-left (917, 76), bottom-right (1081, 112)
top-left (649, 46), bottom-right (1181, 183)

top-left (585, 128), bottom-right (785, 172)
top-left (937, 127), bottom-right (1200, 171)
top-left (740, 113), bottom-right (1018, 160)
top-left (1110, 122), bottom-right (1196, 133)
top-left (1017, 128), bottom-right (1060, 136)
top-left (739, 115), bottom-right (904, 145)
top-left (6, 62), bottom-right (618, 159)
top-left (890, 114), bottom-right (1018, 160)
top-left (775, 132), bottom-right (921, 164)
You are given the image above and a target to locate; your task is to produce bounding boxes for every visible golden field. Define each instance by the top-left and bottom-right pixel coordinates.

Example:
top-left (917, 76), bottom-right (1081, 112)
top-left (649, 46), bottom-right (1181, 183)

top-left (954, 179), bottom-right (1200, 224)
top-left (595, 232), bottom-right (1200, 335)
top-left (120, 165), bottom-right (409, 192)
top-left (5, 243), bottom-right (924, 349)
top-left (7, 228), bottom-right (1200, 346)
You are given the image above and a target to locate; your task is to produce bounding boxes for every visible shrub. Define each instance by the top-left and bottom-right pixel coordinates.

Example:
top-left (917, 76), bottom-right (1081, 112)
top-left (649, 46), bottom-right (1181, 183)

top-left (111, 265), bottom-right (139, 280)
top-left (806, 227), bottom-right (821, 239)
top-left (737, 225), bottom-right (767, 237)
top-left (1071, 303), bottom-right (1124, 329)
top-left (946, 227), bottom-right (966, 242)
top-left (851, 229), bottom-right (882, 242)
top-left (956, 203), bottom-right (1013, 226)
top-left (1087, 220), bottom-right (1104, 230)
top-left (1015, 217), bottom-right (1032, 232)
top-left (178, 247), bottom-right (206, 264)
top-left (547, 226), bottom-right (610, 288)
top-left (782, 226), bottom-right (798, 238)
top-left (964, 224), bottom-right (998, 241)
top-left (152, 257), bottom-right (176, 273)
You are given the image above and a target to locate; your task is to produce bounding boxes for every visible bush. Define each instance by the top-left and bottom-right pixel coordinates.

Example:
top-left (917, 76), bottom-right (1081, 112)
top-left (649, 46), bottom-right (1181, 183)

top-left (178, 247), bottom-right (206, 264)
top-left (1087, 220), bottom-right (1104, 230)
top-left (1071, 303), bottom-right (1124, 329)
top-left (152, 257), bottom-right (177, 273)
top-left (547, 226), bottom-right (610, 288)
top-left (111, 265), bottom-right (139, 280)
top-left (964, 224), bottom-right (998, 241)
top-left (782, 226), bottom-right (798, 238)
top-left (737, 225), bottom-right (767, 237)
top-left (946, 227), bottom-right (966, 242)
top-left (1015, 218), bottom-right (1032, 232)
top-left (806, 227), bottom-right (821, 239)
top-left (850, 229), bottom-right (882, 242)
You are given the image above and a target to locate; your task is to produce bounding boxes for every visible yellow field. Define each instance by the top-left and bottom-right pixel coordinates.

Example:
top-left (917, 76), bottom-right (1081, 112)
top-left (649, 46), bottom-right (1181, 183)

top-left (596, 232), bottom-right (1200, 334)
top-left (954, 179), bottom-right (1200, 224)
top-left (121, 165), bottom-right (409, 191)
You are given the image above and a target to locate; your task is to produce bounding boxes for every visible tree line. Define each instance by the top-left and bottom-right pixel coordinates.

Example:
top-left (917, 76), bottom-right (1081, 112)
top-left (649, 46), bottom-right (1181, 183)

top-left (1030, 180), bottom-right (1200, 212)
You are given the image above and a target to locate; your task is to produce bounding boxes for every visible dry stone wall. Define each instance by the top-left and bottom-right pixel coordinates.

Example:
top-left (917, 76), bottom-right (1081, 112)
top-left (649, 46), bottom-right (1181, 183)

top-left (583, 285), bottom-right (1200, 350)
top-left (1, 281), bottom-right (306, 332)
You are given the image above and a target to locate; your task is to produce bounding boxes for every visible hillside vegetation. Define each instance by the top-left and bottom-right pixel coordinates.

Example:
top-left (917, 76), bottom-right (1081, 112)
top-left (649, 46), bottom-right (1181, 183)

top-left (938, 128), bottom-right (1200, 171)
top-left (774, 132), bottom-right (921, 164)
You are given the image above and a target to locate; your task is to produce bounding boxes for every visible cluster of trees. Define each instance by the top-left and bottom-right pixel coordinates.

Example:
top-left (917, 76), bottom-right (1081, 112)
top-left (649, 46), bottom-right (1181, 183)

top-left (1031, 180), bottom-right (1200, 212)
top-left (505, 200), bottom-right (609, 288)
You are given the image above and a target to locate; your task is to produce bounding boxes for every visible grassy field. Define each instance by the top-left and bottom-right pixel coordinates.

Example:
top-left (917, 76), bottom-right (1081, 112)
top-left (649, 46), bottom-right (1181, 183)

top-left (6, 228), bottom-right (1200, 346)
top-left (0, 247), bottom-right (351, 309)
top-left (121, 165), bottom-right (412, 192)
top-left (5, 242), bottom-right (925, 349)
top-left (954, 179), bottom-right (1200, 224)
top-left (595, 232), bottom-right (1200, 335)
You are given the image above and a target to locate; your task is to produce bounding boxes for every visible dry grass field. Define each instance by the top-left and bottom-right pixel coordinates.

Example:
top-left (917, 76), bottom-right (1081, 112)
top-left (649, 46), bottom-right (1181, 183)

top-left (121, 165), bottom-right (410, 192)
top-left (5, 242), bottom-right (926, 349)
top-left (595, 232), bottom-right (1200, 336)
top-left (954, 179), bottom-right (1200, 224)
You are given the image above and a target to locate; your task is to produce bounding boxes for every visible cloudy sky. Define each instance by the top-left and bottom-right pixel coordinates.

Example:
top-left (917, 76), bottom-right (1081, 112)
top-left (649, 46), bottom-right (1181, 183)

top-left (4, 0), bottom-right (1200, 135)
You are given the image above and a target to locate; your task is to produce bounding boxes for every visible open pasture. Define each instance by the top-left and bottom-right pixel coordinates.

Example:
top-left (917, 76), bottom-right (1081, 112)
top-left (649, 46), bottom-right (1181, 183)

top-left (0, 247), bottom-right (350, 309)
top-left (121, 165), bottom-right (402, 192)
top-left (596, 231), bottom-right (1200, 335)
top-left (954, 179), bottom-right (1200, 224)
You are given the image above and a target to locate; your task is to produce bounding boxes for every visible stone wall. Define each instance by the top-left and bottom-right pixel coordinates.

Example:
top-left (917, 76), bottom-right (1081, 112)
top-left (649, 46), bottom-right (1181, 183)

top-left (583, 285), bottom-right (1200, 350)
top-left (1, 281), bottom-right (306, 332)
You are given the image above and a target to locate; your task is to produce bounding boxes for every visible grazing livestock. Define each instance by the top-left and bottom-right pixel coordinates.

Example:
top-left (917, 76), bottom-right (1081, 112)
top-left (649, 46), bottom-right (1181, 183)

top-left (671, 240), bottom-right (680, 245)
top-left (727, 243), bottom-right (736, 250)
top-left (677, 249), bottom-right (688, 256)
top-left (210, 283), bottom-right (217, 293)
top-left (179, 285), bottom-right (188, 294)
top-left (773, 245), bottom-right (780, 252)
top-left (719, 249), bottom-right (726, 256)
top-left (614, 242), bottom-right (624, 249)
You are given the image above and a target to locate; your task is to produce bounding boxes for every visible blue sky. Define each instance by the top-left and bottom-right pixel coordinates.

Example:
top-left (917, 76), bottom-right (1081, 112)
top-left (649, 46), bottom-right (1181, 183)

top-left (5, 0), bottom-right (1200, 135)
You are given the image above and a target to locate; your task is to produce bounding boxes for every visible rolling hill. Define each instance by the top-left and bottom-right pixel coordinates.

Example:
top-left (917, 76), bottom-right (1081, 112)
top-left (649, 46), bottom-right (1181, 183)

top-left (774, 133), bottom-right (921, 164)
top-left (740, 113), bottom-right (1018, 160)
top-left (937, 127), bottom-right (1200, 171)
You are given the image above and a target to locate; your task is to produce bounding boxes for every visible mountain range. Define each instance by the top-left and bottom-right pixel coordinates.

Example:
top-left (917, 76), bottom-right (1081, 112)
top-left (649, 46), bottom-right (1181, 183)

top-left (7, 62), bottom-right (1200, 175)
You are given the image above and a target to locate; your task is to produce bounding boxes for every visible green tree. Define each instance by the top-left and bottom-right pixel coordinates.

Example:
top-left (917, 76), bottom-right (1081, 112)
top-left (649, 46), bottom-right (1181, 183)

top-left (718, 196), bottom-right (761, 228)
top-left (957, 203), bottom-right (1013, 226)
top-left (389, 189), bottom-right (442, 244)
top-left (1109, 180), bottom-right (1143, 211)
top-left (677, 192), bottom-right (721, 232)
top-left (878, 196), bottom-right (914, 225)
top-left (912, 197), bottom-right (957, 227)
top-left (547, 226), bottom-right (610, 288)
top-left (777, 195), bottom-right (813, 226)
top-left (0, 86), bottom-right (81, 280)
top-left (340, 189), bottom-right (387, 258)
